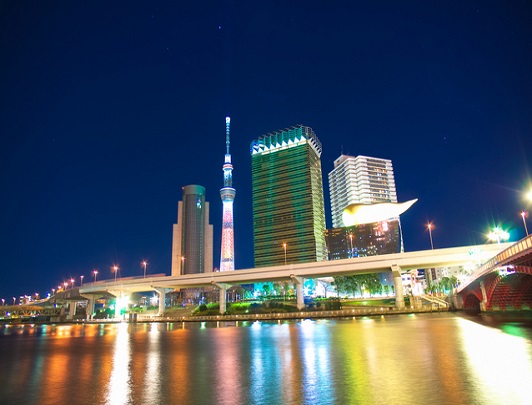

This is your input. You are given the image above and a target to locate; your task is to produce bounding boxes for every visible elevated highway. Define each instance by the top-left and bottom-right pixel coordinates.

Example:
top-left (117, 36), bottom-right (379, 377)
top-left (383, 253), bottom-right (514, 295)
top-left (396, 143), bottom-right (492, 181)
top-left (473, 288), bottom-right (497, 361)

top-left (76, 242), bottom-right (510, 316)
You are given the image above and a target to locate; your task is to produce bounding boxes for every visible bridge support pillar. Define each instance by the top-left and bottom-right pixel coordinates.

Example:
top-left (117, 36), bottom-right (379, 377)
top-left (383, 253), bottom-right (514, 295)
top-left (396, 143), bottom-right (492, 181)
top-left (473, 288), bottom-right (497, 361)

top-left (154, 288), bottom-right (172, 316)
top-left (80, 294), bottom-right (100, 320)
top-left (479, 281), bottom-right (488, 312)
top-left (107, 291), bottom-right (123, 319)
top-left (291, 275), bottom-right (305, 310)
top-left (212, 283), bottom-right (231, 314)
top-left (391, 265), bottom-right (405, 310)
top-left (68, 301), bottom-right (77, 320)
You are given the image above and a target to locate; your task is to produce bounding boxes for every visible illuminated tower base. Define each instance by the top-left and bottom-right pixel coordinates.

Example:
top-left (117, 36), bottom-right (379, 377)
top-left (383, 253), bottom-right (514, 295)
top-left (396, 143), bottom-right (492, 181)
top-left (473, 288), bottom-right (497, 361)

top-left (220, 187), bottom-right (236, 271)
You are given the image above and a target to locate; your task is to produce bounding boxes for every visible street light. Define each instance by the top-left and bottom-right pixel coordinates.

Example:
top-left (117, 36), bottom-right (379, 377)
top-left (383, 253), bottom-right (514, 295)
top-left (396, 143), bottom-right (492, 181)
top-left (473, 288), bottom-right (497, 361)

top-left (70, 278), bottom-right (75, 289)
top-left (180, 256), bottom-right (185, 274)
top-left (1, 298), bottom-right (4, 306)
top-left (12, 297), bottom-right (16, 305)
top-left (93, 270), bottom-right (98, 283)
top-left (521, 211), bottom-right (529, 236)
top-left (113, 265), bottom-right (119, 282)
top-left (488, 226), bottom-right (509, 244)
top-left (80, 275), bottom-right (84, 286)
top-left (282, 243), bottom-right (287, 265)
top-left (63, 282), bottom-right (68, 291)
top-left (427, 223), bottom-right (434, 250)
top-left (52, 288), bottom-right (55, 295)
top-left (348, 233), bottom-right (354, 258)
top-left (142, 261), bottom-right (148, 278)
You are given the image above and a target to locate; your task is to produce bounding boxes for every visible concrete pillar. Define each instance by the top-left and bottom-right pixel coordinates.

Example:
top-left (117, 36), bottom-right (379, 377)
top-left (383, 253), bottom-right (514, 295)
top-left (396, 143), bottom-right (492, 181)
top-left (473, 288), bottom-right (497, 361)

top-left (479, 281), bottom-right (488, 312)
top-left (68, 301), bottom-right (77, 320)
top-left (107, 290), bottom-right (123, 320)
top-left (80, 294), bottom-right (100, 320)
top-left (391, 265), bottom-right (405, 310)
top-left (290, 275), bottom-right (304, 310)
top-left (213, 283), bottom-right (231, 314)
top-left (154, 288), bottom-right (172, 316)
top-left (86, 297), bottom-right (95, 320)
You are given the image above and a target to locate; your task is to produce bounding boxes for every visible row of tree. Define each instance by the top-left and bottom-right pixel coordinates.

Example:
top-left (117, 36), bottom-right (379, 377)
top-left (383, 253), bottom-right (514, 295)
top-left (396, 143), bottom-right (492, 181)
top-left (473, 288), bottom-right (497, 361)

top-left (332, 274), bottom-right (393, 297)
top-left (425, 276), bottom-right (458, 294)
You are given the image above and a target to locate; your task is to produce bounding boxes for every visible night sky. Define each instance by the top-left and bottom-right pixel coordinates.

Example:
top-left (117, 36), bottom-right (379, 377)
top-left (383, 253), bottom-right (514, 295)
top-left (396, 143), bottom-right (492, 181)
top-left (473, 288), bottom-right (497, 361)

top-left (1, 1), bottom-right (531, 301)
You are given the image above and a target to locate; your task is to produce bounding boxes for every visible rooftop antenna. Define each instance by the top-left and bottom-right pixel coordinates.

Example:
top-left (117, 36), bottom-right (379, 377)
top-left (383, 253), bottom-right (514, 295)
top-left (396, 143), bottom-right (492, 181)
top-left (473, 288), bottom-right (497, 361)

top-left (225, 116), bottom-right (231, 155)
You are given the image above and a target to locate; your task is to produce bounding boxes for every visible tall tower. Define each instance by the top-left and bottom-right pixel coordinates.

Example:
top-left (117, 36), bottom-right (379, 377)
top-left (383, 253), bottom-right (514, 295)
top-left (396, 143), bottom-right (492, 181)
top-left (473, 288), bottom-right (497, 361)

top-left (328, 154), bottom-right (397, 228)
top-left (171, 185), bottom-right (213, 276)
top-left (219, 117), bottom-right (236, 271)
top-left (250, 125), bottom-right (327, 267)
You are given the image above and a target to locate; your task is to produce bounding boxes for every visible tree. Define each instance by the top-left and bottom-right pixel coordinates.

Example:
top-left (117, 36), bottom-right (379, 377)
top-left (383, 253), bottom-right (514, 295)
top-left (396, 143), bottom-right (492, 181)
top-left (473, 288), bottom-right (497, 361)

top-left (383, 284), bottom-right (390, 296)
top-left (332, 276), bottom-right (347, 298)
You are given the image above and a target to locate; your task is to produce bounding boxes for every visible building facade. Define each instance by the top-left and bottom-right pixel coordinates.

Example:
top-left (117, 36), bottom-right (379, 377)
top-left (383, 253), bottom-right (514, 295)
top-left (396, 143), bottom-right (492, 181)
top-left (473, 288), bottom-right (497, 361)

top-left (220, 116), bottom-right (236, 271)
top-left (328, 154), bottom-right (397, 228)
top-left (324, 219), bottom-right (402, 260)
top-left (171, 185), bottom-right (213, 275)
top-left (250, 125), bottom-right (327, 267)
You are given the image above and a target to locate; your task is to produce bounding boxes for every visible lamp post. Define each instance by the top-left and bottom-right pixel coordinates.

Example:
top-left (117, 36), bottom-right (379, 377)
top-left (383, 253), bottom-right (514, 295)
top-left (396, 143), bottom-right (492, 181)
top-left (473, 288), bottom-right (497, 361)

top-left (80, 275), bottom-right (84, 286)
top-left (93, 270), bottom-right (98, 283)
top-left (63, 282), bottom-right (68, 291)
top-left (349, 233), bottom-right (354, 258)
top-left (70, 278), bottom-right (75, 289)
top-left (52, 288), bottom-right (55, 295)
top-left (1, 298), bottom-right (4, 306)
top-left (181, 256), bottom-right (185, 274)
top-left (113, 265), bottom-right (119, 282)
top-left (12, 297), bottom-right (16, 305)
top-left (142, 261), bottom-right (148, 278)
top-left (521, 211), bottom-right (529, 236)
top-left (282, 242), bottom-right (287, 266)
top-left (427, 223), bottom-right (434, 250)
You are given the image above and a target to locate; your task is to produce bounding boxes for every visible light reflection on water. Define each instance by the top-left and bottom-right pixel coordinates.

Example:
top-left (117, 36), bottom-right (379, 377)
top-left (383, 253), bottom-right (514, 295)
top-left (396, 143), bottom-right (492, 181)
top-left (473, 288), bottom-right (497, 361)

top-left (0, 314), bottom-right (531, 405)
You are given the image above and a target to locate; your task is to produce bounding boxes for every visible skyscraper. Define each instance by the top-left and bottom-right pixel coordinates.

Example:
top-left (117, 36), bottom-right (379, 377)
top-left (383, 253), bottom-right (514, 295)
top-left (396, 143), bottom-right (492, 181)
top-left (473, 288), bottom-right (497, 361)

top-left (328, 154), bottom-right (397, 228)
top-left (250, 125), bottom-right (327, 267)
top-left (220, 117), bottom-right (236, 271)
top-left (171, 185), bottom-right (213, 275)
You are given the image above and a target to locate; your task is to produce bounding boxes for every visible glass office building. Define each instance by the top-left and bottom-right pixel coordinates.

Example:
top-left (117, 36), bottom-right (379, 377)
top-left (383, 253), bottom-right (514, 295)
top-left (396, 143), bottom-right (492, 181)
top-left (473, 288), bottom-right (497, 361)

top-left (250, 125), bottom-right (327, 267)
top-left (325, 219), bottom-right (402, 260)
top-left (171, 185), bottom-right (213, 275)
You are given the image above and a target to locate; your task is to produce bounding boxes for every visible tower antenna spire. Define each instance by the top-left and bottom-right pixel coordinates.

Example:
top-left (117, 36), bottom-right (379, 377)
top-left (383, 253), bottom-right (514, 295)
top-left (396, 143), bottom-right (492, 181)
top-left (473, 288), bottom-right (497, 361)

top-left (226, 116), bottom-right (231, 155)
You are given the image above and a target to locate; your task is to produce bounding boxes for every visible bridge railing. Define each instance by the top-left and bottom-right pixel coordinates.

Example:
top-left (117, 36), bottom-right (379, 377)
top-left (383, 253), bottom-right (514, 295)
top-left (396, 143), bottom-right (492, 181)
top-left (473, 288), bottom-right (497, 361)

top-left (457, 234), bottom-right (532, 292)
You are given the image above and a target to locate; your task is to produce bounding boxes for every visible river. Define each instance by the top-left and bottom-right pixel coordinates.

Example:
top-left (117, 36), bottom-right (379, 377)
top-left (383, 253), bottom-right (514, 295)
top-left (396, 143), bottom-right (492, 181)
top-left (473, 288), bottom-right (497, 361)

top-left (1, 313), bottom-right (531, 405)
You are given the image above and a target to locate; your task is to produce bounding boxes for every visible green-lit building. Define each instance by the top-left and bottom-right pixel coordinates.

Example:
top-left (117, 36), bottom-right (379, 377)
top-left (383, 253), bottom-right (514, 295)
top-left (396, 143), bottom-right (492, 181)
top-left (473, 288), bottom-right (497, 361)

top-left (250, 125), bottom-right (327, 267)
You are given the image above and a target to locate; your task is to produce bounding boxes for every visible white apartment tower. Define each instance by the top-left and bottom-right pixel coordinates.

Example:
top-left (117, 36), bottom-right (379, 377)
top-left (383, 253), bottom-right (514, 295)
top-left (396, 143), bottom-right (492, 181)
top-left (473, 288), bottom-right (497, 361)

top-left (328, 154), bottom-right (397, 228)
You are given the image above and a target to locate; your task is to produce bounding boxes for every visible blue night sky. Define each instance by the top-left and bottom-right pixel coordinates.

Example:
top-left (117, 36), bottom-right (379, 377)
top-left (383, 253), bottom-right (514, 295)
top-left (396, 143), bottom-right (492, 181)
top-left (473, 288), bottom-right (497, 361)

top-left (1, 1), bottom-right (531, 300)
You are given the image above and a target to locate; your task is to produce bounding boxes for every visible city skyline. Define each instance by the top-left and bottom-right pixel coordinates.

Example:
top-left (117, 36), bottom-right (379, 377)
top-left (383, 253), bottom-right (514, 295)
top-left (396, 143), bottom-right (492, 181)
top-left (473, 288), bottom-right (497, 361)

top-left (1, 2), bottom-right (532, 300)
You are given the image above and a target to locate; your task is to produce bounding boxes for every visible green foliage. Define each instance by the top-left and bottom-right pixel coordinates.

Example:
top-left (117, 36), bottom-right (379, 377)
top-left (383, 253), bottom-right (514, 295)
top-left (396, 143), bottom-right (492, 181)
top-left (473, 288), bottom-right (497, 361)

top-left (333, 274), bottom-right (383, 297)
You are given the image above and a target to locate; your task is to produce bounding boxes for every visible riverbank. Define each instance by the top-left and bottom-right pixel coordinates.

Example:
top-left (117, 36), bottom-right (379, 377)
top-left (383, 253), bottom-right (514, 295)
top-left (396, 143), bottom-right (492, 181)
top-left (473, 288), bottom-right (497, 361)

top-left (92, 305), bottom-right (451, 324)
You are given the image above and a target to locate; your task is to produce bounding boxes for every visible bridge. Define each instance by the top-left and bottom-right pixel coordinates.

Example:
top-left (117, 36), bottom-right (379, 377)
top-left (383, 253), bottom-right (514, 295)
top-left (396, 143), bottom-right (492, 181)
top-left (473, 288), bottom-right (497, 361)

top-left (456, 234), bottom-right (532, 313)
top-left (56, 242), bottom-right (509, 319)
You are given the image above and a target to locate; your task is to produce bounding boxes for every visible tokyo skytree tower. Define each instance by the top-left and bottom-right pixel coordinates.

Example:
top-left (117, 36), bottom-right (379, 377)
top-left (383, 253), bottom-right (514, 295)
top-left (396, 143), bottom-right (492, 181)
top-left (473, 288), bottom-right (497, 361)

top-left (219, 117), bottom-right (236, 271)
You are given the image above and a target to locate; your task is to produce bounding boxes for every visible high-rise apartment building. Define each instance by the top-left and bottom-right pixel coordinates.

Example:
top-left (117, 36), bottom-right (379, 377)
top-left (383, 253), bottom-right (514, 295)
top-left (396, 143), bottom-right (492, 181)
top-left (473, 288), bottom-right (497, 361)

top-left (328, 154), bottom-right (397, 228)
top-left (171, 185), bottom-right (213, 275)
top-left (250, 125), bottom-right (327, 267)
top-left (220, 117), bottom-right (236, 271)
